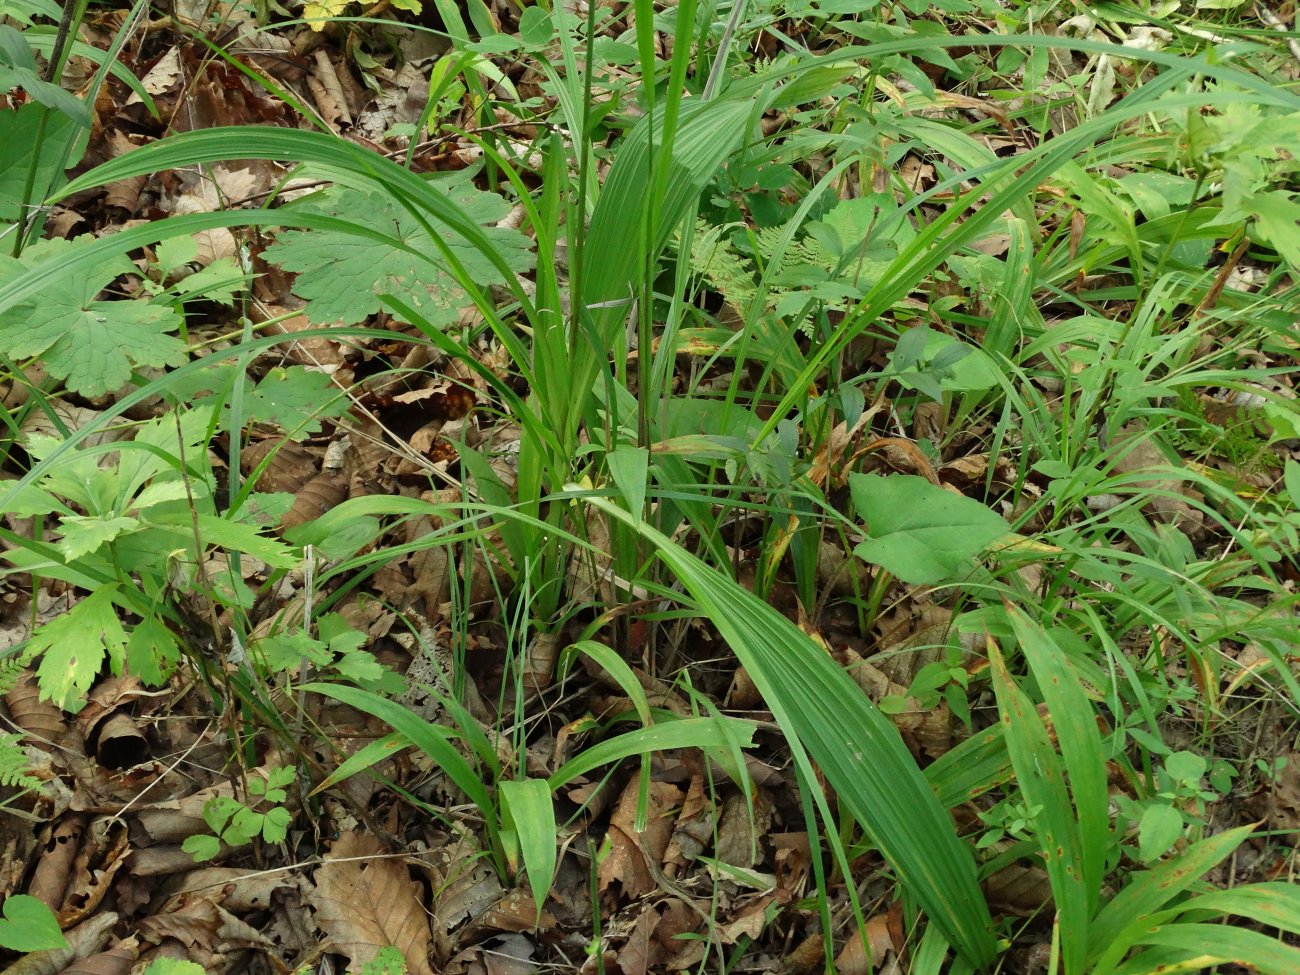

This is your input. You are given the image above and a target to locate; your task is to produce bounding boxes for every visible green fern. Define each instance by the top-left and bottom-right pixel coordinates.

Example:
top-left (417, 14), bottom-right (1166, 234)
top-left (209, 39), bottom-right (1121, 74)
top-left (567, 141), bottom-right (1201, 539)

top-left (0, 733), bottom-right (39, 790)
top-left (687, 194), bottom-right (915, 336)
top-left (0, 657), bottom-right (24, 697)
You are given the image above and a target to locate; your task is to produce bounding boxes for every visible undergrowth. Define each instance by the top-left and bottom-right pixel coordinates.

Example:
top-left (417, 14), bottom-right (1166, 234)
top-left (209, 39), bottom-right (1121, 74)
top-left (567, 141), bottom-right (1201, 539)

top-left (0, 0), bottom-right (1298, 971)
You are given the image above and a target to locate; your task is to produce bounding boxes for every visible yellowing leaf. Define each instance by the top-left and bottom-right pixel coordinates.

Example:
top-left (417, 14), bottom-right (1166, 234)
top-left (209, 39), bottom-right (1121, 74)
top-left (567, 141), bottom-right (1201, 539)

top-left (302, 0), bottom-right (355, 31)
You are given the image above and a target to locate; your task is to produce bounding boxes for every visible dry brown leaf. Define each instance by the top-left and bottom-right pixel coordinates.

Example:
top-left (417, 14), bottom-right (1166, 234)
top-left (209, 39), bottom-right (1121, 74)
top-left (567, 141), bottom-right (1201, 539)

top-left (598, 780), bottom-right (684, 900)
top-left (241, 439), bottom-right (318, 495)
top-left (311, 831), bottom-right (434, 975)
top-left (1250, 750), bottom-right (1300, 836)
top-left (848, 436), bottom-right (939, 483)
top-left (834, 912), bottom-right (900, 975)
top-left (101, 130), bottom-right (147, 213)
top-left (255, 306), bottom-right (350, 368)
top-left (873, 601), bottom-right (955, 687)
top-left (28, 814), bottom-right (88, 911)
top-left (1106, 423), bottom-right (1204, 537)
top-left (461, 889), bottom-right (554, 941)
top-left (520, 630), bottom-right (561, 699)
top-left (785, 932), bottom-right (828, 974)
top-left (57, 935), bottom-right (139, 975)
top-left (55, 817), bottom-right (129, 927)
top-left (714, 791), bottom-right (771, 870)
top-left (159, 867), bottom-right (300, 913)
top-left (426, 828), bottom-right (505, 936)
top-left (984, 859), bottom-right (1054, 916)
top-left (566, 511), bottom-right (614, 606)
top-left (664, 776), bottom-right (714, 868)
top-left (281, 471), bottom-right (348, 529)
top-left (6, 671), bottom-right (84, 751)
top-left (451, 931), bottom-right (540, 975)
top-left (613, 903), bottom-right (659, 975)
top-left (310, 50), bottom-right (352, 129)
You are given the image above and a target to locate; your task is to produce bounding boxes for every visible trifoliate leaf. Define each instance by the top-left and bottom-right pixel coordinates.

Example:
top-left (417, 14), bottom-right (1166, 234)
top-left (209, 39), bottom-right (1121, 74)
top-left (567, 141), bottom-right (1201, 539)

top-left (263, 185), bottom-right (534, 326)
top-left (32, 587), bottom-right (128, 708)
top-left (851, 473), bottom-right (1009, 585)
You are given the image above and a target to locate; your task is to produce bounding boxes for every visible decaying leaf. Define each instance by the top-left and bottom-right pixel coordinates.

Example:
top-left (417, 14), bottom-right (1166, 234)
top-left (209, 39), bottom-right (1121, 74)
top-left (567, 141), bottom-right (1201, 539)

top-left (311, 831), bottom-right (434, 975)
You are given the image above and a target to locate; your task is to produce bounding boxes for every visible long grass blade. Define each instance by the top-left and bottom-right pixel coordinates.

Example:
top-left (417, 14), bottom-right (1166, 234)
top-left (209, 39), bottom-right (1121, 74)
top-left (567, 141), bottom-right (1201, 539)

top-left (583, 494), bottom-right (996, 967)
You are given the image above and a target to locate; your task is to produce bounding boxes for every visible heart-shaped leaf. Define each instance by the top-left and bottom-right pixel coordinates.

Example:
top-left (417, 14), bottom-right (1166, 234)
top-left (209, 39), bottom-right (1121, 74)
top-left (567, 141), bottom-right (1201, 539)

top-left (0, 895), bottom-right (67, 952)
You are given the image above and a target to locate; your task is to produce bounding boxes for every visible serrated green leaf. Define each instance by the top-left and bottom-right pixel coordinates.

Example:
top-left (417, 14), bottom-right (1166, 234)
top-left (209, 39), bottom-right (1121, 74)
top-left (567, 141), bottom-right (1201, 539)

top-left (259, 631), bottom-right (328, 672)
top-left (250, 366), bottom-right (350, 439)
top-left (118, 406), bottom-right (215, 501)
top-left (126, 615), bottom-right (182, 685)
top-left (263, 186), bottom-right (533, 326)
top-left (851, 473), bottom-right (1009, 584)
top-left (0, 239), bottom-right (186, 397)
top-left (31, 587), bottom-right (127, 708)
top-left (302, 0), bottom-right (353, 29)
top-left (193, 513), bottom-right (298, 568)
top-left (1249, 191), bottom-right (1300, 269)
top-left (55, 514), bottom-right (141, 561)
top-left (165, 257), bottom-right (246, 306)
top-left (154, 235), bottom-right (198, 274)
top-left (132, 480), bottom-right (201, 511)
top-left (0, 480), bottom-right (66, 517)
top-left (166, 362), bottom-right (350, 440)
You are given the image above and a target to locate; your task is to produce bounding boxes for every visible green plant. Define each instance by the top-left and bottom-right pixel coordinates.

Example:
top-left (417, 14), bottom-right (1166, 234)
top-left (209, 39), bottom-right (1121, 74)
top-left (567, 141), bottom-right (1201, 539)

top-left (182, 766), bottom-right (296, 862)
top-left (1118, 750), bottom-right (1219, 865)
top-left (347, 946), bottom-right (408, 975)
top-left (141, 959), bottom-right (205, 975)
top-left (0, 405), bottom-right (301, 706)
top-left (0, 732), bottom-right (38, 793)
top-left (0, 894), bottom-right (66, 952)
top-left (0, 1), bottom-right (1298, 969)
top-left (990, 607), bottom-right (1300, 974)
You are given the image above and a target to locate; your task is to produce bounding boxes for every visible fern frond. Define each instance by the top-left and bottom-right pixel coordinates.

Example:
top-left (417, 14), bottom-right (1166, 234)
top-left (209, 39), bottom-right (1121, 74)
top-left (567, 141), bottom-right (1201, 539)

top-left (0, 733), bottom-right (40, 791)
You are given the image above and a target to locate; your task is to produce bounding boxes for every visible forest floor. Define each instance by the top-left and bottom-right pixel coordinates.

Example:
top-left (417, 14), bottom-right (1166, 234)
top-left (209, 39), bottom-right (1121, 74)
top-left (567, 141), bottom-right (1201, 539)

top-left (1, 1), bottom-right (1299, 974)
